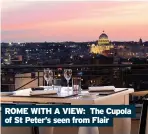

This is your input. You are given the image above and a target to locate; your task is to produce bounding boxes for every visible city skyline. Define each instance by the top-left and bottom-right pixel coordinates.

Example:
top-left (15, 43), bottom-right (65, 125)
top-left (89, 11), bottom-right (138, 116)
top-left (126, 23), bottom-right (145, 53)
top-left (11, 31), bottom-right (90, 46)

top-left (1, 1), bottom-right (148, 42)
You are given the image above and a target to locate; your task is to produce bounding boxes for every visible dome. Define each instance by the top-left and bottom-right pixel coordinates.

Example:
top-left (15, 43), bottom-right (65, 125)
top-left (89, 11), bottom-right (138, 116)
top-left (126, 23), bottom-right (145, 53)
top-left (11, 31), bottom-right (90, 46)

top-left (92, 44), bottom-right (95, 47)
top-left (99, 32), bottom-right (108, 39)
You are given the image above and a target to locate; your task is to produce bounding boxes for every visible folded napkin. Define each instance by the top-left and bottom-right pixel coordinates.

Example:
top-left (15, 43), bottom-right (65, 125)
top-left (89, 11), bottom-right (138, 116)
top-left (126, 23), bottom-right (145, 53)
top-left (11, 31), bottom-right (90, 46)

top-left (0, 92), bottom-right (13, 96)
top-left (30, 90), bottom-right (57, 96)
top-left (13, 88), bottom-right (32, 96)
top-left (13, 88), bottom-right (57, 96)
top-left (88, 86), bottom-right (115, 92)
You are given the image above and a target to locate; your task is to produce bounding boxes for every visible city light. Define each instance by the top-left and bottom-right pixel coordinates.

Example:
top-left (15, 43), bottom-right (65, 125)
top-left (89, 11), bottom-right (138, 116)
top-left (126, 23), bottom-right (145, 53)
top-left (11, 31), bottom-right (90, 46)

top-left (9, 42), bottom-right (11, 45)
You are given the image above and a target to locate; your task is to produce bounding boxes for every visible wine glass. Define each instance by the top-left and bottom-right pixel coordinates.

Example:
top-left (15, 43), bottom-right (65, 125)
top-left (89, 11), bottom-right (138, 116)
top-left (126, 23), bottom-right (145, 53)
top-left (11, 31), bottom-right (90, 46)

top-left (44, 68), bottom-right (53, 89)
top-left (64, 69), bottom-right (72, 89)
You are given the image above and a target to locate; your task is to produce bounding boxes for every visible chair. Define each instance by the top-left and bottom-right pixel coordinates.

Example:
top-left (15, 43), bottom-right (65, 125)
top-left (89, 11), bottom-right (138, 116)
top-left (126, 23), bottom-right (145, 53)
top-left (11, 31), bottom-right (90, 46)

top-left (139, 98), bottom-right (148, 134)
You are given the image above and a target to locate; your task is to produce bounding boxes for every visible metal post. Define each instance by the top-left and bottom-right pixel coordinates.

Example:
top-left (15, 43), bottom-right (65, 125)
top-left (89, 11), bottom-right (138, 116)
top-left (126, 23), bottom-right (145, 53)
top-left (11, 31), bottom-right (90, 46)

top-left (38, 71), bottom-right (39, 87)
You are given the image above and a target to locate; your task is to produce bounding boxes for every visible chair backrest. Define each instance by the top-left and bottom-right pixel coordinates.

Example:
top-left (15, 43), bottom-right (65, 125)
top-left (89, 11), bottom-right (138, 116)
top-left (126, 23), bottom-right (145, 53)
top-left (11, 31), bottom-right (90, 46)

top-left (139, 98), bottom-right (148, 134)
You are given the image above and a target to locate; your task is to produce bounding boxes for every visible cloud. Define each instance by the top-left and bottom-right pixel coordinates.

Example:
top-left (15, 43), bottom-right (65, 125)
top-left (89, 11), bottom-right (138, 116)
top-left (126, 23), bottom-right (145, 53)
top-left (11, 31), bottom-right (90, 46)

top-left (1, 1), bottom-right (148, 42)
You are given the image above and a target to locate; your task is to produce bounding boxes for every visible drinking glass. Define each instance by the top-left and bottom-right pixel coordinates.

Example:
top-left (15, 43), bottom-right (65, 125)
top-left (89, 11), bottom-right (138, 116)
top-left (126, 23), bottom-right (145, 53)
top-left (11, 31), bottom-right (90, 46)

top-left (64, 69), bottom-right (72, 89)
top-left (53, 79), bottom-right (61, 93)
top-left (44, 68), bottom-right (53, 87)
top-left (72, 77), bottom-right (81, 93)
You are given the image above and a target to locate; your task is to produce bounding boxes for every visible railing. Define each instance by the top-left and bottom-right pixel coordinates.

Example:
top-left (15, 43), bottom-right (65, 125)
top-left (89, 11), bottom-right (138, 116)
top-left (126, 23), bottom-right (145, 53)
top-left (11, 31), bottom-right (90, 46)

top-left (1, 64), bottom-right (148, 92)
top-left (1, 64), bottom-right (148, 118)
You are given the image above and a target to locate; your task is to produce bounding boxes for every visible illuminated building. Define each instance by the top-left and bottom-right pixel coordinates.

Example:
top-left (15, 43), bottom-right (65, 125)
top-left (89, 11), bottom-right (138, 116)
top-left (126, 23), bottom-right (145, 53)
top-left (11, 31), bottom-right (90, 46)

top-left (90, 31), bottom-right (114, 56)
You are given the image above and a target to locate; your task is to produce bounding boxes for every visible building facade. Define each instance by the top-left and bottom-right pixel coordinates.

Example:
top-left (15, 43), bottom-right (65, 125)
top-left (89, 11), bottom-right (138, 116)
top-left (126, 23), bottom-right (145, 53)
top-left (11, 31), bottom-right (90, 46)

top-left (90, 31), bottom-right (114, 56)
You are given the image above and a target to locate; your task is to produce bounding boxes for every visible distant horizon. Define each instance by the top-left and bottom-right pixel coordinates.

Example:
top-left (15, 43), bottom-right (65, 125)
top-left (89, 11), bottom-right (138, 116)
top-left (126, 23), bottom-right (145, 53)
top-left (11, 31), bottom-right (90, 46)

top-left (1, 39), bottom-right (148, 44)
top-left (2, 1), bottom-right (148, 42)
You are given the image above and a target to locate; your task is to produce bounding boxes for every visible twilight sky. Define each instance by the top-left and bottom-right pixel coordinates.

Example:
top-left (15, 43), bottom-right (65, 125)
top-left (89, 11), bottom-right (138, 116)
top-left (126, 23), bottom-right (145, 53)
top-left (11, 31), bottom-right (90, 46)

top-left (1, 0), bottom-right (148, 42)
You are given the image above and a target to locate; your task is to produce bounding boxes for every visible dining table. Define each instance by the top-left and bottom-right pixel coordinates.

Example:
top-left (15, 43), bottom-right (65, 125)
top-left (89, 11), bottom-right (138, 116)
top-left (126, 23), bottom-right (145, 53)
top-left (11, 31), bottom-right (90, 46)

top-left (1, 87), bottom-right (134, 134)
